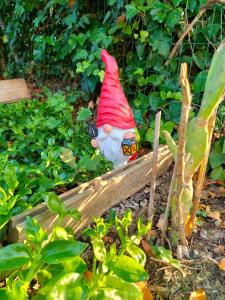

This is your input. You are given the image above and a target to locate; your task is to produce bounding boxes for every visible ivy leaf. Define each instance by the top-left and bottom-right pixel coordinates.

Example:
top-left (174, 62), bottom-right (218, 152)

top-left (166, 8), bottom-right (183, 27)
top-left (77, 108), bottom-right (92, 121)
top-left (125, 4), bottom-right (138, 21)
top-left (192, 70), bottom-right (208, 93)
top-left (171, 0), bottom-right (182, 6)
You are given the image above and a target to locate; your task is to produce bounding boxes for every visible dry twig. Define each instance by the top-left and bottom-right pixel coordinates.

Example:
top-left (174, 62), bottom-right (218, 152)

top-left (165, 0), bottom-right (225, 66)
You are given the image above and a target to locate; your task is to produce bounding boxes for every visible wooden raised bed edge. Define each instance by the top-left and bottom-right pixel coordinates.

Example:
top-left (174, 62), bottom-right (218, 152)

top-left (8, 146), bottom-right (173, 242)
top-left (0, 79), bottom-right (31, 103)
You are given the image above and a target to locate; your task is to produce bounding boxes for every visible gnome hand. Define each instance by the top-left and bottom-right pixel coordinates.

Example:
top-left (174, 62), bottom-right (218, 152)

top-left (91, 138), bottom-right (99, 148)
top-left (123, 132), bottom-right (136, 140)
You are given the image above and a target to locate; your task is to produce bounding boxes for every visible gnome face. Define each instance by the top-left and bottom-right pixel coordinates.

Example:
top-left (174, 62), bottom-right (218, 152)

top-left (96, 124), bottom-right (135, 169)
top-left (92, 49), bottom-right (137, 169)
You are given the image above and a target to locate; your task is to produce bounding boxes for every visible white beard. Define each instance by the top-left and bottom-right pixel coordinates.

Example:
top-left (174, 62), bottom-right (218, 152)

top-left (97, 127), bottom-right (135, 169)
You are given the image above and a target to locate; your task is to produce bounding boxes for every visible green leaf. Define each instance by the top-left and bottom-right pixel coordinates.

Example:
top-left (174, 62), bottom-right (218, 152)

top-left (126, 243), bottom-right (146, 266)
top-left (125, 4), bottom-right (138, 21)
top-left (92, 237), bottom-right (106, 262)
top-left (90, 275), bottom-right (143, 300)
top-left (0, 244), bottom-right (30, 270)
top-left (41, 240), bottom-right (87, 264)
top-left (110, 255), bottom-right (148, 282)
top-left (139, 30), bottom-right (149, 43)
top-left (25, 216), bottom-right (47, 244)
top-left (77, 108), bottom-right (92, 121)
top-left (68, 208), bottom-right (81, 221)
top-left (166, 8), bottom-right (183, 27)
top-left (192, 70), bottom-right (208, 92)
top-left (44, 272), bottom-right (88, 300)
top-left (151, 245), bottom-right (181, 268)
top-left (209, 152), bottom-right (225, 169)
top-left (0, 187), bottom-right (7, 205)
top-left (210, 167), bottom-right (225, 181)
top-left (44, 192), bottom-right (65, 215)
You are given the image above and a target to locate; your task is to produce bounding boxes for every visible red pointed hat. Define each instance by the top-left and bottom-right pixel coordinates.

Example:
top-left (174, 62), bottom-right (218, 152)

top-left (96, 49), bottom-right (136, 129)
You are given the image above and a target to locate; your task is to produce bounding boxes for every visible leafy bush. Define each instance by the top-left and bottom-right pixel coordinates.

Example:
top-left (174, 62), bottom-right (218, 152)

top-left (0, 196), bottom-right (150, 300)
top-left (0, 89), bottom-right (111, 236)
top-left (1, 0), bottom-right (224, 132)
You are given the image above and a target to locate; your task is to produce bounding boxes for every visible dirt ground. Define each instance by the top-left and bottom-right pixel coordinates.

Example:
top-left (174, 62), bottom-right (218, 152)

top-left (102, 167), bottom-right (225, 300)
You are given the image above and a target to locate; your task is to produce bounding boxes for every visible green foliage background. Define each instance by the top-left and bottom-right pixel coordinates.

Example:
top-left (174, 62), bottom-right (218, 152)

top-left (0, 0), bottom-right (225, 178)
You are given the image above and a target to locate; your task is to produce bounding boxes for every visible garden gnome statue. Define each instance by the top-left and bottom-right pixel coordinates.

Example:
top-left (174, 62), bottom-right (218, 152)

top-left (91, 49), bottom-right (137, 169)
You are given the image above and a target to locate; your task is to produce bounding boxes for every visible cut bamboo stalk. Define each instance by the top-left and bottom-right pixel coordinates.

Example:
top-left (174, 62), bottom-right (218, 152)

top-left (175, 63), bottom-right (192, 247)
top-left (8, 146), bottom-right (173, 242)
top-left (148, 110), bottom-right (161, 222)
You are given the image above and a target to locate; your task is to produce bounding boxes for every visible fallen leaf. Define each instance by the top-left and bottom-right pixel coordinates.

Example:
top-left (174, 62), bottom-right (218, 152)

top-left (189, 288), bottom-right (206, 300)
top-left (208, 191), bottom-right (216, 198)
top-left (141, 239), bottom-right (155, 257)
top-left (218, 258), bottom-right (225, 271)
top-left (220, 220), bottom-right (225, 229)
top-left (205, 205), bottom-right (221, 221)
top-left (156, 213), bottom-right (165, 231)
top-left (116, 14), bottom-right (126, 26)
top-left (214, 245), bottom-right (225, 255)
top-left (204, 178), bottom-right (224, 186)
top-left (102, 235), bottom-right (113, 243)
top-left (219, 186), bottom-right (225, 195)
top-left (135, 282), bottom-right (153, 300)
top-left (84, 270), bottom-right (92, 282)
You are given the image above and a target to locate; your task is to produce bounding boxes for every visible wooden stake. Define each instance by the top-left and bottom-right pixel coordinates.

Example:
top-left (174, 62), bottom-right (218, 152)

top-left (148, 110), bottom-right (161, 222)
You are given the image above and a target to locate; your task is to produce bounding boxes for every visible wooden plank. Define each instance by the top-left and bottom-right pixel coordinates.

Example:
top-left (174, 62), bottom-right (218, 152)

top-left (8, 146), bottom-right (173, 242)
top-left (0, 79), bottom-right (31, 103)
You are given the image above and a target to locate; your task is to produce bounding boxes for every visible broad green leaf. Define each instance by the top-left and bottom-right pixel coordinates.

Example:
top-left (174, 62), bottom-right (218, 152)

top-left (109, 255), bottom-right (148, 282)
top-left (92, 237), bottom-right (106, 262)
top-left (151, 245), bottom-right (181, 268)
top-left (126, 243), bottom-right (146, 266)
top-left (209, 152), bottom-right (225, 169)
top-left (49, 273), bottom-right (87, 300)
top-left (25, 216), bottom-right (47, 244)
top-left (166, 8), bottom-right (183, 27)
top-left (0, 187), bottom-right (7, 205)
top-left (192, 70), bottom-right (208, 92)
top-left (41, 240), bottom-right (87, 264)
top-left (63, 256), bottom-right (87, 273)
top-left (210, 167), bottom-right (225, 181)
top-left (125, 4), bottom-right (138, 21)
top-left (44, 192), bottom-right (65, 215)
top-left (90, 275), bottom-right (142, 300)
top-left (68, 208), bottom-right (81, 221)
top-left (139, 30), bottom-right (149, 43)
top-left (77, 108), bottom-right (92, 121)
top-left (0, 244), bottom-right (30, 270)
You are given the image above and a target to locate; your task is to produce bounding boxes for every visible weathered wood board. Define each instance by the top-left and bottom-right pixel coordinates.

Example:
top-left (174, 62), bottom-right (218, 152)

top-left (8, 146), bottom-right (173, 242)
top-left (0, 79), bottom-right (31, 103)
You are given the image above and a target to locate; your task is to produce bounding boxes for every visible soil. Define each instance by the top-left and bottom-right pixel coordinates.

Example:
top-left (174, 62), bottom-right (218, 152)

top-left (86, 166), bottom-right (225, 300)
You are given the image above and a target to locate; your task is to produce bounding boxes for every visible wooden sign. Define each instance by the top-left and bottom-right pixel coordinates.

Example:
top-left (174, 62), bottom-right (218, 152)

top-left (0, 79), bottom-right (31, 103)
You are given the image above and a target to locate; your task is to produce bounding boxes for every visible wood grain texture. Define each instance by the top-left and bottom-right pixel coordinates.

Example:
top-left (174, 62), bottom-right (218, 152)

top-left (8, 146), bottom-right (173, 242)
top-left (0, 79), bottom-right (31, 103)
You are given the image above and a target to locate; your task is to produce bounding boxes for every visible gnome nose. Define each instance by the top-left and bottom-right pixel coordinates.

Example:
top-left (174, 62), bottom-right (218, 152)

top-left (103, 124), bottom-right (112, 134)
